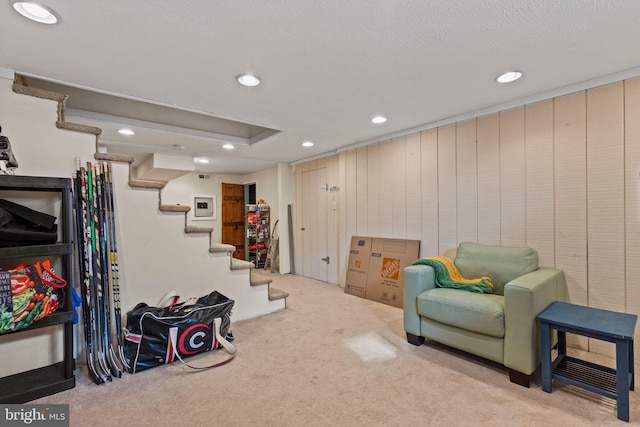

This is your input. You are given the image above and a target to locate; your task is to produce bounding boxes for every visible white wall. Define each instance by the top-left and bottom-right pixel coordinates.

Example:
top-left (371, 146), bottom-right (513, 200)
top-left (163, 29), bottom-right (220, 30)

top-left (277, 163), bottom-right (293, 274)
top-left (160, 170), bottom-right (245, 239)
top-left (112, 164), bottom-right (273, 322)
top-left (243, 165), bottom-right (294, 273)
top-left (243, 167), bottom-right (279, 220)
top-left (0, 76), bottom-right (96, 376)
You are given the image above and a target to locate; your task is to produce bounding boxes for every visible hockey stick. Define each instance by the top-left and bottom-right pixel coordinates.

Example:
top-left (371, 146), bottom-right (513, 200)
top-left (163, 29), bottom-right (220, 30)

top-left (95, 163), bottom-right (123, 378)
top-left (81, 166), bottom-right (111, 383)
top-left (73, 168), bottom-right (103, 385)
top-left (105, 162), bottom-right (130, 371)
top-left (87, 163), bottom-right (113, 381)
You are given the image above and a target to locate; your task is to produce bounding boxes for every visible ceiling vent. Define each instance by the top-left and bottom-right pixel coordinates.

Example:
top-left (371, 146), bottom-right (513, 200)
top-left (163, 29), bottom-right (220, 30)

top-left (198, 174), bottom-right (211, 180)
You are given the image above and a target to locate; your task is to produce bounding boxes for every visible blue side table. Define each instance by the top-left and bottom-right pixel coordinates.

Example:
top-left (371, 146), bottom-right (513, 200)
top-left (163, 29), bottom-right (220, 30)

top-left (537, 301), bottom-right (637, 422)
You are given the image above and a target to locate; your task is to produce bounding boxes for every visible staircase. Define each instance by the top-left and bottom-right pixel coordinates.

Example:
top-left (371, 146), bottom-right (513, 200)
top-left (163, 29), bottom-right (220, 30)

top-left (11, 74), bottom-right (288, 318)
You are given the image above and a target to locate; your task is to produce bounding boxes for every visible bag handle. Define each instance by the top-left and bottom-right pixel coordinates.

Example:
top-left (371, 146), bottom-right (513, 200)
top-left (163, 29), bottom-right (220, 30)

top-left (157, 291), bottom-right (198, 311)
top-left (35, 260), bottom-right (67, 288)
top-left (169, 317), bottom-right (236, 370)
top-left (157, 291), bottom-right (180, 309)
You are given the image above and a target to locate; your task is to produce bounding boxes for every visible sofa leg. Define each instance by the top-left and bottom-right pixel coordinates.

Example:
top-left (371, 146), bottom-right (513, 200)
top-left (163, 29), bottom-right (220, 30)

top-left (508, 369), bottom-right (532, 388)
top-left (406, 333), bottom-right (425, 346)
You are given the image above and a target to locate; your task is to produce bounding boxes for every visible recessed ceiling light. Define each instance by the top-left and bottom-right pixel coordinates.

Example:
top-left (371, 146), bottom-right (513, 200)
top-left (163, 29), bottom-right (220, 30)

top-left (236, 74), bottom-right (260, 87)
top-left (496, 71), bottom-right (523, 83)
top-left (222, 144), bottom-right (234, 150)
top-left (196, 158), bottom-right (210, 164)
top-left (302, 141), bottom-right (314, 147)
top-left (371, 116), bottom-right (387, 124)
top-left (12, 2), bottom-right (58, 24)
top-left (118, 128), bottom-right (135, 135)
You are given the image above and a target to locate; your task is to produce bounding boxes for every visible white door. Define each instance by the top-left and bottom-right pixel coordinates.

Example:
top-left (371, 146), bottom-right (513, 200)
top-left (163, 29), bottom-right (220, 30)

top-left (301, 168), bottom-right (329, 282)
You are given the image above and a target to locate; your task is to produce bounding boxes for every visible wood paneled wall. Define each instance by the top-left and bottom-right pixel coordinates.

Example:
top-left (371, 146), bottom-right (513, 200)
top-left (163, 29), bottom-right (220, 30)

top-left (294, 78), bottom-right (640, 357)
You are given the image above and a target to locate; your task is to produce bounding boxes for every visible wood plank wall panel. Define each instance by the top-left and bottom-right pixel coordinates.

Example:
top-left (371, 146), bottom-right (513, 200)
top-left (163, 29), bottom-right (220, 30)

top-left (476, 114), bottom-right (501, 245)
top-left (317, 159), bottom-right (330, 283)
top-left (405, 133), bottom-right (422, 243)
top-left (625, 78), bottom-right (640, 320)
top-left (392, 137), bottom-right (408, 238)
top-left (301, 160), bottom-right (312, 173)
top-left (586, 83), bottom-right (625, 316)
top-left (293, 164), bottom-right (303, 276)
top-left (301, 167), bottom-right (317, 280)
top-left (437, 125), bottom-right (457, 253)
top-left (586, 83), bottom-right (625, 358)
top-left (337, 152), bottom-right (348, 282)
top-left (456, 119), bottom-right (478, 244)
top-left (421, 129), bottom-right (439, 256)
top-left (345, 150), bottom-right (358, 244)
top-left (378, 140), bottom-right (395, 237)
top-left (356, 147), bottom-right (368, 237)
top-left (316, 165), bottom-right (328, 281)
top-left (499, 107), bottom-right (526, 246)
top-left (554, 93), bottom-right (588, 351)
top-left (525, 100), bottom-right (555, 266)
top-left (624, 78), bottom-right (640, 351)
top-left (554, 92), bottom-right (587, 310)
top-left (325, 155), bottom-right (339, 284)
top-left (367, 143), bottom-right (381, 238)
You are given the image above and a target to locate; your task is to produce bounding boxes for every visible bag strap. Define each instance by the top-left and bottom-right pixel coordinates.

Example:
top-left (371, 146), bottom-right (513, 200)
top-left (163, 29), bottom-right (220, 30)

top-left (169, 317), bottom-right (236, 370)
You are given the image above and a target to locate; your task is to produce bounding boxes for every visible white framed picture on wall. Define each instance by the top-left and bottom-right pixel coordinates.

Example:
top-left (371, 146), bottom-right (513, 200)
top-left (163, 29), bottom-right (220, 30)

top-left (191, 194), bottom-right (216, 221)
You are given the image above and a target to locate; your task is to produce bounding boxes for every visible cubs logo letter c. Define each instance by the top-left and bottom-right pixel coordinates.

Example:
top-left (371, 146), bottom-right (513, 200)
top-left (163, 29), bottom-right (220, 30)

top-left (178, 323), bottom-right (211, 355)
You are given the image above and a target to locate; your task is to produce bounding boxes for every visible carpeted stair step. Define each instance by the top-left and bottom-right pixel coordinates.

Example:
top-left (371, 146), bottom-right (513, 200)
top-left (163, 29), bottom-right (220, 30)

top-left (95, 153), bottom-right (134, 163)
top-left (209, 243), bottom-right (236, 253)
top-left (250, 274), bottom-right (272, 287)
top-left (159, 204), bottom-right (190, 213)
top-left (268, 287), bottom-right (289, 301)
top-left (184, 226), bottom-right (213, 234)
top-left (58, 121), bottom-right (102, 135)
top-left (231, 258), bottom-right (254, 270)
top-left (129, 179), bottom-right (167, 189)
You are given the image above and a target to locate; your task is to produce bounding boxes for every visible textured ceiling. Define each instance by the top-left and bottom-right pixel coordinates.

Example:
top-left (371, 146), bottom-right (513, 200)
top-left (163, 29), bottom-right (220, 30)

top-left (1, 1), bottom-right (640, 174)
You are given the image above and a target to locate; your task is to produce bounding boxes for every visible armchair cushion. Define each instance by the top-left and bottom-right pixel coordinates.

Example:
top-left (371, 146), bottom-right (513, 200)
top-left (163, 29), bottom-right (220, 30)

top-left (418, 288), bottom-right (505, 337)
top-left (454, 242), bottom-right (539, 295)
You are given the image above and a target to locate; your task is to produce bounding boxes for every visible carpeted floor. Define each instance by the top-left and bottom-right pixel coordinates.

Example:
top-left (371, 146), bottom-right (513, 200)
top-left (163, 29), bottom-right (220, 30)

top-left (33, 272), bottom-right (638, 426)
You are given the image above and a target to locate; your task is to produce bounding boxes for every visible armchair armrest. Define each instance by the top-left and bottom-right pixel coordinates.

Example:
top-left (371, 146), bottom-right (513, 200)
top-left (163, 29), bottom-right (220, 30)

top-left (403, 264), bottom-right (437, 337)
top-left (503, 267), bottom-right (566, 375)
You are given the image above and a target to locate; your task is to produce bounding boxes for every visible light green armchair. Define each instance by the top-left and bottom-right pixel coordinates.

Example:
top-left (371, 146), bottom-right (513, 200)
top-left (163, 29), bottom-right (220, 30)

top-left (403, 242), bottom-right (566, 387)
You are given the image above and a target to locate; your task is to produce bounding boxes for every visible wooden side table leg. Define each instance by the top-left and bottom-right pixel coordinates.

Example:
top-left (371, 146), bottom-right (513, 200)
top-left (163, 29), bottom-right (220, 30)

top-left (540, 321), bottom-right (552, 393)
top-left (557, 328), bottom-right (566, 356)
top-left (616, 340), bottom-right (630, 422)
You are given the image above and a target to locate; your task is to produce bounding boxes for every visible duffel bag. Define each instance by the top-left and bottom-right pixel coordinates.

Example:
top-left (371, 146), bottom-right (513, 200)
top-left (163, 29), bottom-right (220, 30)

top-left (123, 290), bottom-right (235, 373)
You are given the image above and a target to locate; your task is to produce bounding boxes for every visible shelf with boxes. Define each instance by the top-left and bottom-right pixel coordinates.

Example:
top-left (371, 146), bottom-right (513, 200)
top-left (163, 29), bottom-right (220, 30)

top-left (245, 204), bottom-right (270, 268)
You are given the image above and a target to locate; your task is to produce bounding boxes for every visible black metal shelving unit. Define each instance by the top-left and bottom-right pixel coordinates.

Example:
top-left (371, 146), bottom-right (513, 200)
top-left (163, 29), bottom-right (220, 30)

top-left (0, 175), bottom-right (76, 403)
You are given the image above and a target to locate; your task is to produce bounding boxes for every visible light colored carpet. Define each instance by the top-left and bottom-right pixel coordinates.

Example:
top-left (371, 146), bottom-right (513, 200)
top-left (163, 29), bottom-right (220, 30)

top-left (34, 272), bottom-right (638, 426)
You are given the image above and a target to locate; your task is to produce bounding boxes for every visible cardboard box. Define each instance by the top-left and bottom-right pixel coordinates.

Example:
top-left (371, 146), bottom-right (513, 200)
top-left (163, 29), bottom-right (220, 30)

top-left (344, 236), bottom-right (373, 298)
top-left (365, 238), bottom-right (421, 308)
